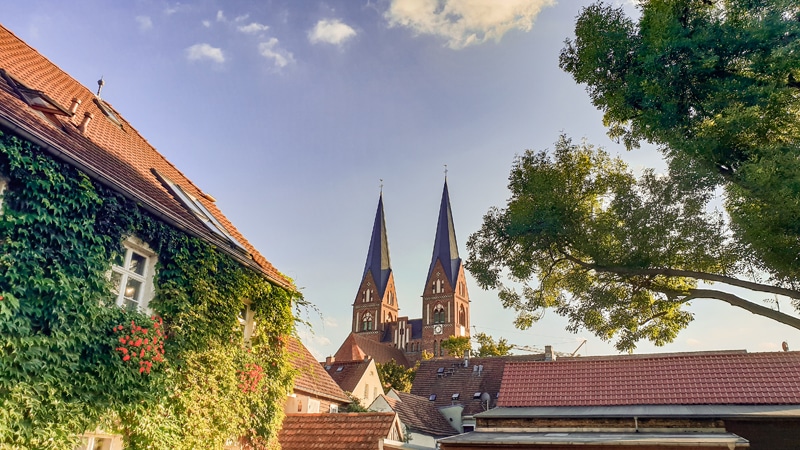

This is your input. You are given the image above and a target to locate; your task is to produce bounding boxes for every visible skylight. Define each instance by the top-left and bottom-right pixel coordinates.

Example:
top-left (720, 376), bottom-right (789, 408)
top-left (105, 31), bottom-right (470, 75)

top-left (473, 392), bottom-right (481, 399)
top-left (1, 69), bottom-right (70, 116)
top-left (429, 394), bottom-right (436, 401)
top-left (94, 98), bottom-right (122, 127)
top-left (154, 170), bottom-right (249, 254)
top-left (451, 393), bottom-right (460, 400)
top-left (336, 366), bottom-right (343, 372)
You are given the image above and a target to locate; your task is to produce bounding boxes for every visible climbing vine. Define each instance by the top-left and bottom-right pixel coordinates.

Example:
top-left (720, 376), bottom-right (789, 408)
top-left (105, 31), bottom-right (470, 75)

top-left (0, 128), bottom-right (298, 449)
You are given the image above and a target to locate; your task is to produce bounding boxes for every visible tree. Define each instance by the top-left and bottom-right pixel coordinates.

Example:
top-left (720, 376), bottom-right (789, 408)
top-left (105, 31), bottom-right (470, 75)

top-left (376, 359), bottom-right (416, 393)
top-left (440, 336), bottom-right (472, 358)
top-left (473, 332), bottom-right (514, 357)
top-left (466, 136), bottom-right (800, 351)
top-left (560, 0), bottom-right (800, 283)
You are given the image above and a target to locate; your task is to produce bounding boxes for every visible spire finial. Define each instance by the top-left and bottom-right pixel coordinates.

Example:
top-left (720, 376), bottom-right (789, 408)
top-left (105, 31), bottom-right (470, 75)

top-left (96, 76), bottom-right (105, 97)
top-left (444, 164), bottom-right (448, 180)
top-left (380, 178), bottom-right (383, 195)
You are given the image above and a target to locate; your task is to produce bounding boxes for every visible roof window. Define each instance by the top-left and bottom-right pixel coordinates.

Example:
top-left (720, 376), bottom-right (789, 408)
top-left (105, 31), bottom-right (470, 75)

top-left (154, 170), bottom-right (249, 254)
top-left (473, 392), bottom-right (482, 399)
top-left (1, 69), bottom-right (70, 116)
top-left (93, 98), bottom-right (123, 128)
top-left (429, 394), bottom-right (436, 401)
top-left (336, 366), bottom-right (344, 372)
top-left (451, 393), bottom-right (460, 400)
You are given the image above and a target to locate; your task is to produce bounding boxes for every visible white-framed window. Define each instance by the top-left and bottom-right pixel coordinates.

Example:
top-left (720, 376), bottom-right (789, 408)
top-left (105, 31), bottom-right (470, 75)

top-left (329, 404), bottom-right (338, 413)
top-left (110, 237), bottom-right (157, 312)
top-left (0, 175), bottom-right (8, 215)
top-left (238, 301), bottom-right (255, 342)
top-left (73, 432), bottom-right (121, 450)
top-left (307, 398), bottom-right (320, 413)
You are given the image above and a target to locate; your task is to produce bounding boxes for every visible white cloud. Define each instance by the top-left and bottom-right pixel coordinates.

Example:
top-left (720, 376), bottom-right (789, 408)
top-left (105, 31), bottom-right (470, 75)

top-left (185, 43), bottom-right (225, 64)
top-left (323, 317), bottom-right (339, 328)
top-left (238, 22), bottom-right (270, 34)
top-left (308, 19), bottom-right (357, 46)
top-left (135, 15), bottom-right (153, 32)
top-left (234, 14), bottom-right (250, 22)
top-left (258, 38), bottom-right (294, 68)
top-left (385, 0), bottom-right (556, 49)
top-left (216, 10), bottom-right (226, 22)
top-left (202, 20), bottom-right (211, 28)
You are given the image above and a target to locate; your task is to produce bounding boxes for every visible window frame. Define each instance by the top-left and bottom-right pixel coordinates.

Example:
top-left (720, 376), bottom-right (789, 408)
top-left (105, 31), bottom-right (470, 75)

top-left (109, 237), bottom-right (157, 313)
top-left (361, 312), bottom-right (374, 331)
top-left (238, 300), bottom-right (256, 342)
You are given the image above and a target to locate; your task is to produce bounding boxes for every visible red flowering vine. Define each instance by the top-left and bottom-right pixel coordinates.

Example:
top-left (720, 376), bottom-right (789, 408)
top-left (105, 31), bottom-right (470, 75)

top-left (113, 315), bottom-right (166, 375)
top-left (237, 363), bottom-right (265, 393)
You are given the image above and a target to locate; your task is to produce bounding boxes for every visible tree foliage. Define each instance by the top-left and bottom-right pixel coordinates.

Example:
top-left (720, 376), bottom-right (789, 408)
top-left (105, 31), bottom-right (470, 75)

top-left (473, 332), bottom-right (514, 357)
top-left (560, 0), bottom-right (800, 282)
top-left (440, 336), bottom-right (471, 358)
top-left (376, 359), bottom-right (417, 393)
top-left (466, 136), bottom-right (800, 351)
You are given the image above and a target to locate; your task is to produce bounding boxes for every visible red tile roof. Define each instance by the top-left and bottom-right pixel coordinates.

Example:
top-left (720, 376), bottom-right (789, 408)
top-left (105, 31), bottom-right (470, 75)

top-left (499, 350), bottom-right (800, 407)
top-left (410, 354), bottom-right (545, 416)
top-left (325, 359), bottom-right (372, 393)
top-left (392, 391), bottom-right (459, 437)
top-left (287, 337), bottom-right (350, 404)
top-left (0, 24), bottom-right (291, 289)
top-left (278, 412), bottom-right (401, 450)
top-left (333, 332), bottom-right (410, 367)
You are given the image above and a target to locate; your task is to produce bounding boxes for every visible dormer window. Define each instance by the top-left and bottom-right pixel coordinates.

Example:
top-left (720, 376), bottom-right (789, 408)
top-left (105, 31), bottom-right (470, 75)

top-left (1, 69), bottom-right (71, 117)
top-left (154, 170), bottom-right (248, 254)
top-left (110, 237), bottom-right (156, 312)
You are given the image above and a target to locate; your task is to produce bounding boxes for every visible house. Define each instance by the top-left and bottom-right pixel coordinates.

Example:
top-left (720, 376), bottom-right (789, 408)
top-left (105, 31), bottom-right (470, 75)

top-left (334, 182), bottom-right (472, 368)
top-left (278, 412), bottom-right (413, 450)
top-left (323, 356), bottom-right (384, 407)
top-left (0, 24), bottom-right (296, 448)
top-left (409, 353), bottom-right (545, 432)
top-left (370, 389), bottom-right (459, 448)
top-left (286, 337), bottom-right (351, 413)
top-left (439, 350), bottom-right (800, 450)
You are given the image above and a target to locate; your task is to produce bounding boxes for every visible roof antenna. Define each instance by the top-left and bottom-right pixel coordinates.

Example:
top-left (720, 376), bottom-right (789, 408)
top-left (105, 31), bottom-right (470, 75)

top-left (96, 76), bottom-right (105, 97)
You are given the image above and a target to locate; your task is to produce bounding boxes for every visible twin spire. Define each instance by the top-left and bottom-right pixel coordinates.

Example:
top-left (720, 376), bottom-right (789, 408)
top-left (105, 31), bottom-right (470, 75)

top-left (361, 180), bottom-right (460, 297)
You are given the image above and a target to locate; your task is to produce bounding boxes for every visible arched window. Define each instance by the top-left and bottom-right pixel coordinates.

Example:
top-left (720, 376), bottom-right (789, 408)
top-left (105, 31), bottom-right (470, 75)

top-left (459, 305), bottom-right (466, 326)
top-left (433, 304), bottom-right (445, 324)
top-left (433, 340), bottom-right (438, 357)
top-left (362, 312), bottom-right (373, 331)
top-left (439, 344), bottom-right (444, 357)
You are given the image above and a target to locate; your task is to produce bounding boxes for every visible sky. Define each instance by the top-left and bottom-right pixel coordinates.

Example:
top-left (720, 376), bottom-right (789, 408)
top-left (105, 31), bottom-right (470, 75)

top-left (3, 0), bottom-right (799, 360)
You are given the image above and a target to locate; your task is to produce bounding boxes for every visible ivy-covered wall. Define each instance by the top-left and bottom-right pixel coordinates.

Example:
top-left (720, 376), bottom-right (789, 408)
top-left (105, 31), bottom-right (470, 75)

top-left (0, 128), bottom-right (298, 449)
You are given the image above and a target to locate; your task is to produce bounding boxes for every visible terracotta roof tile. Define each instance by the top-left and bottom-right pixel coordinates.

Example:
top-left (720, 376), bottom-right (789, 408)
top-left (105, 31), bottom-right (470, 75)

top-left (0, 24), bottom-right (292, 289)
top-left (498, 350), bottom-right (800, 407)
top-left (410, 354), bottom-right (545, 416)
top-left (325, 359), bottom-right (372, 393)
top-left (287, 337), bottom-right (350, 404)
top-left (393, 391), bottom-right (459, 437)
top-left (278, 413), bottom-right (399, 450)
top-left (333, 333), bottom-right (410, 367)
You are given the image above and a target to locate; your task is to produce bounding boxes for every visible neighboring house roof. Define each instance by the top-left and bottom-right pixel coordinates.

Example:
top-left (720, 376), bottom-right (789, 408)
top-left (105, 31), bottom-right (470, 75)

top-left (392, 391), bottom-right (460, 437)
top-left (287, 337), bottom-right (350, 404)
top-left (410, 354), bottom-right (545, 417)
top-left (499, 350), bottom-right (800, 407)
top-left (278, 412), bottom-right (401, 450)
top-left (333, 332), bottom-right (410, 367)
top-left (324, 359), bottom-right (372, 393)
top-left (0, 24), bottom-right (291, 289)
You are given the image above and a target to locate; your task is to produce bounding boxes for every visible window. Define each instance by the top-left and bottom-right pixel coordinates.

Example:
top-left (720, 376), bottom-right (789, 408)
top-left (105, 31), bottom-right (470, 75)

top-left (473, 392), bottom-right (482, 399)
top-left (459, 305), bottom-right (466, 326)
top-left (110, 238), bottom-right (156, 312)
top-left (73, 433), bottom-right (119, 450)
top-left (433, 304), bottom-right (445, 324)
top-left (329, 404), bottom-right (338, 413)
top-left (307, 398), bottom-right (320, 413)
top-left (93, 98), bottom-right (122, 128)
top-left (364, 384), bottom-right (369, 400)
top-left (361, 312), bottom-right (373, 331)
top-left (451, 393), bottom-right (460, 400)
top-left (363, 288), bottom-right (372, 303)
top-left (1, 69), bottom-right (71, 117)
top-left (238, 301), bottom-right (255, 342)
top-left (429, 394), bottom-right (436, 401)
top-left (0, 175), bottom-right (8, 215)
top-left (154, 170), bottom-right (248, 254)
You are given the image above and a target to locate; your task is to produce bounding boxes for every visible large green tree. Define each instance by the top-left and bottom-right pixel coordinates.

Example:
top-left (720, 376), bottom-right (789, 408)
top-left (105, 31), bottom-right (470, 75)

top-left (376, 359), bottom-right (416, 393)
top-left (473, 332), bottom-right (514, 357)
top-left (466, 136), bottom-right (800, 351)
top-left (560, 0), bottom-right (800, 282)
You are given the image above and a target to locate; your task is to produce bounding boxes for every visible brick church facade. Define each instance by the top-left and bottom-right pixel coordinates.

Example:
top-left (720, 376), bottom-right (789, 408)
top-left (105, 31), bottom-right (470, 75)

top-left (333, 181), bottom-right (470, 367)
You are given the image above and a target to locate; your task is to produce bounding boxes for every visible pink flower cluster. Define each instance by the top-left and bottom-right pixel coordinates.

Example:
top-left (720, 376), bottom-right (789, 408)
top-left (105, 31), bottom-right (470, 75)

top-left (237, 363), bottom-right (265, 393)
top-left (114, 316), bottom-right (166, 375)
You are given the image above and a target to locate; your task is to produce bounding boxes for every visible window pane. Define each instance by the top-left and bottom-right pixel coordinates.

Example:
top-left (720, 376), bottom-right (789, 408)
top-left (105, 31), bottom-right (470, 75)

top-left (72, 437), bottom-right (89, 450)
top-left (112, 248), bottom-right (125, 267)
top-left (110, 271), bottom-right (122, 295)
top-left (124, 278), bottom-right (142, 302)
top-left (128, 252), bottom-right (146, 275)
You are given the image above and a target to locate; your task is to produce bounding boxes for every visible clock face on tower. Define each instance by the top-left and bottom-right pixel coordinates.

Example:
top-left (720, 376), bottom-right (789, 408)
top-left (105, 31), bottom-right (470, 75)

top-left (433, 324), bottom-right (443, 335)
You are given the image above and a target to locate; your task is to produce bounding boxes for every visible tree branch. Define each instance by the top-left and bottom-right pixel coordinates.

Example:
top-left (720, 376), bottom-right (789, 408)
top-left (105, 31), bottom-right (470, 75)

top-left (562, 254), bottom-right (800, 299)
top-left (684, 289), bottom-right (800, 331)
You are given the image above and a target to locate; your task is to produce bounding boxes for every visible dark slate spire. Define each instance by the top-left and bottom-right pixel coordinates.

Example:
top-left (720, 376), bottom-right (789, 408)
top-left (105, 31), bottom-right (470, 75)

top-left (427, 180), bottom-right (461, 287)
top-left (363, 193), bottom-right (392, 299)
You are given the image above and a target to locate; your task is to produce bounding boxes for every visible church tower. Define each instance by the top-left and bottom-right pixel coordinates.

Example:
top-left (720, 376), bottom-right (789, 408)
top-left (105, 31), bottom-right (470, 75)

top-left (351, 193), bottom-right (400, 339)
top-left (421, 180), bottom-right (470, 357)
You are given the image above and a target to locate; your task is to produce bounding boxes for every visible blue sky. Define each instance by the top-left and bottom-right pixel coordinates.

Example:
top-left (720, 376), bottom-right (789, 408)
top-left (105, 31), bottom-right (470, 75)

top-left (4, 0), bottom-right (799, 359)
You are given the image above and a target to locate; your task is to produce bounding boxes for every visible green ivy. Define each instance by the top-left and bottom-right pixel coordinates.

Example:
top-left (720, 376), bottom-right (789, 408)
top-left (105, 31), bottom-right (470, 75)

top-left (0, 128), bottom-right (298, 449)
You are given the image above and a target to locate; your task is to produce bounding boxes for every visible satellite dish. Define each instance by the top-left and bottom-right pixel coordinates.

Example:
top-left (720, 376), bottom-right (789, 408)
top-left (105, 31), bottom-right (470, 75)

top-left (782, 341), bottom-right (789, 352)
top-left (479, 392), bottom-right (491, 402)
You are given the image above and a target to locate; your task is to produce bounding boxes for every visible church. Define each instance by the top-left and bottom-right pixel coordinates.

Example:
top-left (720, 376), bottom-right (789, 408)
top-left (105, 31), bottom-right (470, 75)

top-left (331, 181), bottom-right (471, 367)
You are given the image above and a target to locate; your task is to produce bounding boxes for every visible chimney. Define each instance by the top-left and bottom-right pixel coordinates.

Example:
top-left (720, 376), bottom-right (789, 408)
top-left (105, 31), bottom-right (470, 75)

top-left (78, 112), bottom-right (93, 134)
top-left (69, 98), bottom-right (81, 115)
top-left (325, 355), bottom-right (335, 365)
top-left (545, 345), bottom-right (556, 361)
